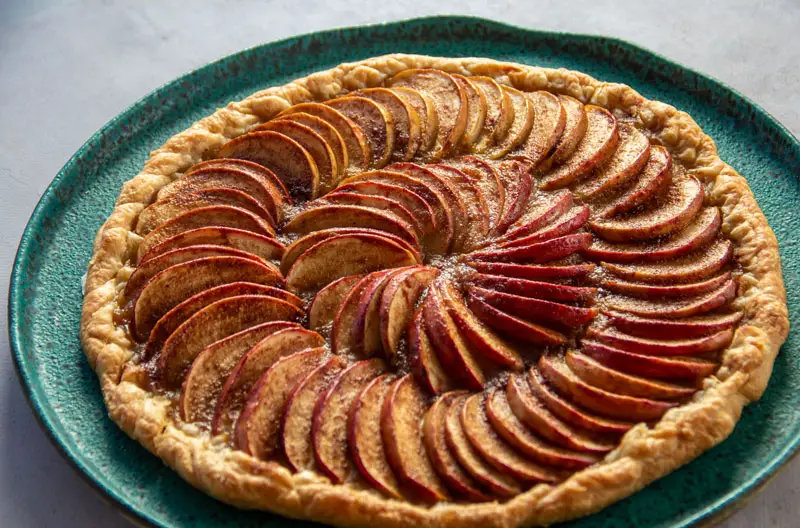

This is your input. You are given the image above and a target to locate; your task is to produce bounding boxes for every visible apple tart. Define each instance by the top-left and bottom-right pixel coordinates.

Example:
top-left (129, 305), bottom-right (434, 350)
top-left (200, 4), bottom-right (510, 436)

top-left (81, 55), bottom-right (788, 527)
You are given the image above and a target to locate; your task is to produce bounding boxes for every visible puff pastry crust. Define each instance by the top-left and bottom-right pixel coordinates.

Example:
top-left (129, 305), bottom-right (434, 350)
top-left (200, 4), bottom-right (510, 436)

top-left (80, 54), bottom-right (788, 527)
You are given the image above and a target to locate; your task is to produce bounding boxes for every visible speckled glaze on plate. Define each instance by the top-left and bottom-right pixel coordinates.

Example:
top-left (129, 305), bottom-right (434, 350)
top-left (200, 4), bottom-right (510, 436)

top-left (8, 15), bottom-right (800, 528)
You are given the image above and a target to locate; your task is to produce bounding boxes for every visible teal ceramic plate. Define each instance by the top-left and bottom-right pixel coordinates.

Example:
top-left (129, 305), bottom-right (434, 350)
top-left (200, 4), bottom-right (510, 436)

top-left (9, 15), bottom-right (800, 528)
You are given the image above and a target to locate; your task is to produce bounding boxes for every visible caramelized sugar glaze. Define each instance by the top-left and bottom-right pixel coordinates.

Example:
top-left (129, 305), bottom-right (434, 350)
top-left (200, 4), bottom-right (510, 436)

top-left (119, 69), bottom-right (740, 504)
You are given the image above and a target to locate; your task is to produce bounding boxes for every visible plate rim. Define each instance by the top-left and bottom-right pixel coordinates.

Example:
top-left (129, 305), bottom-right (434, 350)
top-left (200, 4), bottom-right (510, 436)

top-left (8, 14), bottom-right (800, 528)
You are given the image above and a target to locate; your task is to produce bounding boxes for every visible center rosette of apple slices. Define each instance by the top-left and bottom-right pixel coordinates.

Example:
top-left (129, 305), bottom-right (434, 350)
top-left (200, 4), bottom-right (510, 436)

top-left (121, 68), bottom-right (741, 504)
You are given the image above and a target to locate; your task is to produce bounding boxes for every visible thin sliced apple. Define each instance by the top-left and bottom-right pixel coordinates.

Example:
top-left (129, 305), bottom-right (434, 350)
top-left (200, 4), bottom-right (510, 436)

top-left (593, 145), bottom-right (673, 218)
top-left (350, 269), bottom-right (405, 357)
top-left (379, 266), bottom-right (438, 361)
top-left (486, 388), bottom-right (598, 469)
top-left (236, 347), bottom-right (327, 459)
top-left (565, 350), bottom-right (696, 400)
top-left (544, 95), bottom-right (588, 166)
top-left (581, 340), bottom-right (718, 380)
top-left (332, 181), bottom-right (436, 235)
top-left (178, 321), bottom-right (299, 425)
top-left (278, 102), bottom-right (370, 172)
top-left (602, 272), bottom-right (732, 298)
top-left (282, 356), bottom-right (347, 472)
top-left (468, 286), bottom-right (597, 329)
top-left (470, 273), bottom-right (595, 304)
top-left (466, 293), bottom-right (566, 346)
top-left (308, 274), bottom-right (364, 334)
top-left (139, 227), bottom-right (285, 265)
top-left (270, 112), bottom-right (348, 182)
top-left (585, 207), bottom-right (721, 263)
top-left (392, 87), bottom-right (439, 153)
top-left (492, 160), bottom-right (533, 234)
top-left (354, 87), bottom-right (421, 161)
top-left (409, 307), bottom-right (454, 394)
top-left (423, 391), bottom-right (491, 501)
top-left (606, 279), bottom-right (736, 318)
top-left (381, 374), bottom-right (450, 502)
top-left (285, 204), bottom-right (418, 247)
top-left (587, 326), bottom-right (735, 356)
top-left (349, 374), bottom-right (403, 498)
top-left (211, 326), bottom-right (325, 435)
top-left (573, 123), bottom-right (650, 199)
top-left (451, 74), bottom-right (487, 152)
top-left (511, 91), bottom-right (566, 167)
top-left (217, 130), bottom-right (320, 200)
top-left (488, 86), bottom-right (535, 159)
top-left (602, 239), bottom-right (734, 283)
top-left (285, 232), bottom-right (419, 292)
top-left (132, 256), bottom-right (283, 340)
top-left (469, 233), bottom-right (593, 263)
top-left (313, 358), bottom-right (386, 483)
top-left (540, 105), bottom-right (619, 190)
top-left (330, 274), bottom-right (379, 356)
top-left (428, 164), bottom-right (490, 248)
top-left (251, 120), bottom-right (338, 194)
top-left (466, 262), bottom-right (595, 281)
top-left (471, 76), bottom-right (514, 153)
top-left (604, 310), bottom-right (742, 340)
top-left (322, 193), bottom-right (423, 238)
top-left (446, 155), bottom-right (505, 230)
top-left (157, 295), bottom-right (303, 389)
top-left (493, 189), bottom-right (572, 245)
top-left (187, 158), bottom-right (290, 204)
top-left (387, 69), bottom-right (467, 160)
top-left (499, 204), bottom-right (590, 250)
top-left (327, 96), bottom-right (395, 168)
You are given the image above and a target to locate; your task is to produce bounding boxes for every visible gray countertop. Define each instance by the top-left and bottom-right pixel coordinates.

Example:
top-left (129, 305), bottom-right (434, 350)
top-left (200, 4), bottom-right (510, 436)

top-left (1, 1), bottom-right (798, 526)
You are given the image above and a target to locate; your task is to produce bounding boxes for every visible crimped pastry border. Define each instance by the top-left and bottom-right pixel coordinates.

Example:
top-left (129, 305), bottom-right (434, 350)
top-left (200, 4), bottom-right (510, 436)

top-left (79, 54), bottom-right (789, 527)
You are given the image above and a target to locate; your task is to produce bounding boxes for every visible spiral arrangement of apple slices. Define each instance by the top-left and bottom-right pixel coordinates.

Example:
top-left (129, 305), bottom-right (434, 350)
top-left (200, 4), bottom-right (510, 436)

top-left (123, 69), bottom-right (740, 504)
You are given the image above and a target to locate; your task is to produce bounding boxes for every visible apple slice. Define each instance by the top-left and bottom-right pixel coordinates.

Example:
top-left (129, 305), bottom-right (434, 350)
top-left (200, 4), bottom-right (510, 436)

top-left (540, 106), bottom-right (619, 190)
top-left (409, 307), bottom-right (454, 394)
top-left (423, 391), bottom-right (491, 501)
top-left (572, 123), bottom-right (650, 200)
top-left (604, 310), bottom-right (743, 340)
top-left (392, 87), bottom-right (439, 153)
top-left (461, 394), bottom-right (562, 483)
top-left (607, 279), bottom-right (736, 318)
top-left (428, 164), bottom-right (490, 249)
top-left (278, 102), bottom-right (370, 172)
top-left (565, 350), bottom-right (696, 400)
top-left (139, 227), bottom-right (285, 265)
top-left (388, 69), bottom-right (467, 160)
top-left (492, 190), bottom-right (572, 246)
top-left (217, 131), bottom-right (320, 200)
top-left (236, 347), bottom-right (327, 459)
top-left (602, 239), bottom-right (734, 283)
top-left (498, 205), bottom-right (590, 250)
top-left (445, 395), bottom-right (520, 497)
top-left (446, 156), bottom-right (505, 230)
top-left (470, 76), bottom-right (515, 153)
top-left (353, 87), bottom-right (421, 162)
top-left (285, 232), bottom-right (419, 292)
top-left (506, 373), bottom-right (616, 453)
top-left (527, 366), bottom-right (634, 435)
top-left (282, 355), bottom-right (346, 472)
top-left (178, 321), bottom-right (299, 425)
top-left (492, 160), bottom-right (533, 234)
top-left (468, 286), bottom-right (597, 329)
top-left (251, 120), bottom-right (338, 193)
top-left (157, 296), bottom-right (304, 389)
top-left (330, 273), bottom-right (379, 356)
top-left (331, 181), bottom-right (436, 235)
top-left (132, 256), bottom-right (283, 340)
top-left (349, 374), bottom-right (403, 498)
top-left (137, 188), bottom-right (274, 235)
top-left (470, 274), bottom-right (596, 304)
top-left (144, 282), bottom-right (301, 359)
top-left (585, 207), bottom-right (721, 263)
top-left (351, 269), bottom-right (406, 357)
top-left (285, 204), bottom-right (418, 246)
top-left (486, 388), bottom-right (599, 469)
top-left (587, 326), bottom-right (735, 356)
top-left (602, 272), bottom-right (732, 299)
top-left (581, 340), bottom-right (719, 380)
top-left (451, 74), bottom-right (487, 152)
top-left (469, 233), bottom-right (593, 263)
top-left (269, 112), bottom-right (348, 182)
top-left (422, 287), bottom-right (486, 390)
top-left (539, 355), bottom-right (677, 422)
top-left (488, 86), bottom-right (535, 159)
top-left (437, 280), bottom-right (522, 370)
top-left (211, 327), bottom-right (324, 435)
top-left (313, 359), bottom-right (386, 483)
top-left (322, 193), bottom-right (423, 238)
top-left (158, 166), bottom-right (283, 223)
top-left (137, 205), bottom-right (276, 261)
top-left (466, 293), bottom-right (566, 346)
top-left (593, 145), bottom-right (673, 218)
top-left (511, 91), bottom-right (566, 167)
top-left (327, 96), bottom-right (395, 168)
top-left (308, 274), bottom-right (364, 334)
top-left (544, 95), bottom-right (588, 166)
top-left (591, 174), bottom-right (705, 242)
top-left (466, 262), bottom-right (595, 281)
top-left (187, 158), bottom-right (291, 204)
top-left (379, 266), bottom-right (439, 361)
top-left (381, 375), bottom-right (449, 502)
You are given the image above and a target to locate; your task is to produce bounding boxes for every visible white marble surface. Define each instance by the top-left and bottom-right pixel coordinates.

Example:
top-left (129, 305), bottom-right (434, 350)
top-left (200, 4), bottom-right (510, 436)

top-left (1, 0), bottom-right (799, 526)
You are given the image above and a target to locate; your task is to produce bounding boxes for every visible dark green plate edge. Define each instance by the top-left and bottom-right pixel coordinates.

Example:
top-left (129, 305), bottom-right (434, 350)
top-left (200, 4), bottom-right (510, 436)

top-left (7, 15), bottom-right (800, 528)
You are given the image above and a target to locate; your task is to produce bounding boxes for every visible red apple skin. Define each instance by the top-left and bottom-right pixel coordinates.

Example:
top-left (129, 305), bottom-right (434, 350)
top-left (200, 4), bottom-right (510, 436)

top-left (408, 307), bottom-right (454, 395)
top-left (468, 233), bottom-right (593, 263)
top-left (469, 273), bottom-right (596, 303)
top-left (466, 292), bottom-right (566, 346)
top-left (466, 262), bottom-right (595, 281)
top-left (468, 286), bottom-right (597, 329)
top-left (493, 190), bottom-right (572, 245)
top-left (604, 310), bottom-right (743, 340)
top-left (499, 205), bottom-right (590, 249)
top-left (580, 340), bottom-right (719, 380)
top-left (379, 266), bottom-right (439, 361)
top-left (493, 160), bottom-right (533, 234)
top-left (586, 327), bottom-right (735, 356)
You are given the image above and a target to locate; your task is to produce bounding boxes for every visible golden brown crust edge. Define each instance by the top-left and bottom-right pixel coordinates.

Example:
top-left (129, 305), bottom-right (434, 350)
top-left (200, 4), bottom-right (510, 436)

top-left (79, 54), bottom-right (789, 527)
